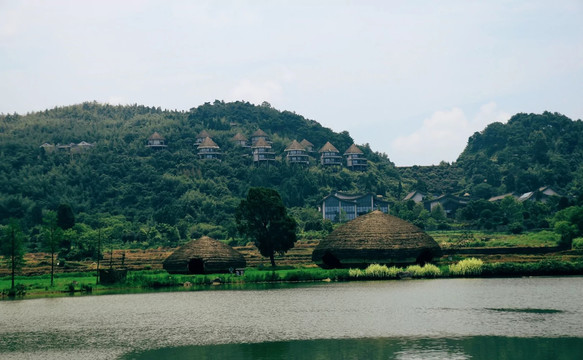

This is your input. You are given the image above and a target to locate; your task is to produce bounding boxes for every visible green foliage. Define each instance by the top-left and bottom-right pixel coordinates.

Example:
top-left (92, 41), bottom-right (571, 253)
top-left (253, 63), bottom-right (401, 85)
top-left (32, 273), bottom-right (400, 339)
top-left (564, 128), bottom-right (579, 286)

top-left (448, 258), bottom-right (484, 276)
top-left (405, 263), bottom-right (441, 278)
top-left (572, 237), bottom-right (583, 249)
top-left (481, 260), bottom-right (583, 277)
top-left (0, 101), bottom-right (402, 252)
top-left (552, 205), bottom-right (583, 248)
top-left (348, 263), bottom-right (441, 279)
top-left (1, 219), bottom-right (26, 288)
top-left (458, 112), bottom-right (583, 196)
top-left (236, 188), bottom-right (297, 266)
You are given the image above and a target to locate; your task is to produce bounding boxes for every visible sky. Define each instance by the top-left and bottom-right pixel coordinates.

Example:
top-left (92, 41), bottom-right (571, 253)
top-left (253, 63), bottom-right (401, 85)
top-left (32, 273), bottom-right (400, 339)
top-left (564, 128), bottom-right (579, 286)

top-left (1, 1), bottom-right (582, 166)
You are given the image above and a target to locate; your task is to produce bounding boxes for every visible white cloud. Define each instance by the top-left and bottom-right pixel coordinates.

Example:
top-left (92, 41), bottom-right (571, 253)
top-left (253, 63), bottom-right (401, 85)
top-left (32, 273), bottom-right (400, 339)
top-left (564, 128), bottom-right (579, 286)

top-left (391, 103), bottom-right (510, 166)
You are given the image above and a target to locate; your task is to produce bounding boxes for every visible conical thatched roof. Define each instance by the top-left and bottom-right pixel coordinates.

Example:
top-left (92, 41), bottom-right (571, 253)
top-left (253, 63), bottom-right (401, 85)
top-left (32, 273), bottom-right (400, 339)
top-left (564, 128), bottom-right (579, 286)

top-left (232, 132), bottom-right (248, 141)
top-left (312, 211), bottom-right (441, 268)
top-left (344, 144), bottom-right (363, 155)
top-left (252, 128), bottom-right (268, 137)
top-left (163, 236), bottom-right (246, 274)
top-left (285, 140), bottom-right (305, 151)
top-left (198, 137), bottom-right (220, 149)
top-left (319, 141), bottom-right (339, 153)
top-left (197, 130), bottom-right (211, 139)
top-left (300, 139), bottom-right (314, 148)
top-left (252, 138), bottom-right (271, 148)
top-left (149, 132), bottom-right (165, 140)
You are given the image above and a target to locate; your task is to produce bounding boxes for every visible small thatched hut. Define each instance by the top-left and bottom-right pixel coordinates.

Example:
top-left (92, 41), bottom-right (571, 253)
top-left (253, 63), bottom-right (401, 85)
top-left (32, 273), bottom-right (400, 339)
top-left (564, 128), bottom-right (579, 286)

top-left (312, 211), bottom-right (441, 268)
top-left (163, 236), bottom-right (246, 274)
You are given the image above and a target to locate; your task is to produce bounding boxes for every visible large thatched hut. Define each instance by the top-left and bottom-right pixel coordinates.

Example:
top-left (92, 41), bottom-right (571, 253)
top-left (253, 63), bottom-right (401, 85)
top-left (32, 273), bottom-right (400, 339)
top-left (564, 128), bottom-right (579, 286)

top-left (312, 210), bottom-right (441, 268)
top-left (163, 236), bottom-right (246, 274)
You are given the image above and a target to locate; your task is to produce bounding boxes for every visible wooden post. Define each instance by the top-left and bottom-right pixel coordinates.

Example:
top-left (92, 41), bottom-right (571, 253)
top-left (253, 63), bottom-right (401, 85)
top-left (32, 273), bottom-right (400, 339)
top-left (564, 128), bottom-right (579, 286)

top-left (96, 228), bottom-right (101, 285)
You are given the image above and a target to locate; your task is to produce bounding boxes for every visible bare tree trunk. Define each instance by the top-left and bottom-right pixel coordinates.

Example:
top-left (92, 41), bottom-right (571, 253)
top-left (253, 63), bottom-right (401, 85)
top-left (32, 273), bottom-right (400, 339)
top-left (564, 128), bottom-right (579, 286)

top-left (11, 227), bottom-right (15, 289)
top-left (270, 252), bottom-right (276, 267)
top-left (96, 228), bottom-right (101, 285)
top-left (50, 251), bottom-right (54, 287)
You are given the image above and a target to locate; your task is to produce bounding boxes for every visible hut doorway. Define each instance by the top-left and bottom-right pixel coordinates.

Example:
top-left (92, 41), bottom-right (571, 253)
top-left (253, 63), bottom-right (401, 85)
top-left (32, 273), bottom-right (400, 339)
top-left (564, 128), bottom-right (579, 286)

top-left (187, 258), bottom-right (205, 274)
top-left (322, 251), bottom-right (342, 269)
top-left (416, 250), bottom-right (433, 266)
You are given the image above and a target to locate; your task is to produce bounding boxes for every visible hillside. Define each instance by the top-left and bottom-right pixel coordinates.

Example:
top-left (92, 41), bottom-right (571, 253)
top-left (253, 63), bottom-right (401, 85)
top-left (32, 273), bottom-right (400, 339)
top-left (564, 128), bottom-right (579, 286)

top-left (456, 112), bottom-right (583, 199)
top-left (0, 101), bottom-right (400, 248)
top-left (2, 103), bottom-right (582, 253)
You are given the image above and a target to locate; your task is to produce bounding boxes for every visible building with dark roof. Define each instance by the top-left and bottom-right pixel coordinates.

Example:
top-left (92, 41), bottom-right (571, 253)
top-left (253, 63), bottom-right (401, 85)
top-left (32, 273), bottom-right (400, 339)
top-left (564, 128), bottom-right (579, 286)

top-left (321, 192), bottom-right (389, 222)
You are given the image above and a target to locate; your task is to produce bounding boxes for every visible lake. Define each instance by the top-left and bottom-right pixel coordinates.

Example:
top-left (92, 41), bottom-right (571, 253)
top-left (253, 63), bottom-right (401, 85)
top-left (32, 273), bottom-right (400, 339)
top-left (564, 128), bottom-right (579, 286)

top-left (1, 277), bottom-right (582, 359)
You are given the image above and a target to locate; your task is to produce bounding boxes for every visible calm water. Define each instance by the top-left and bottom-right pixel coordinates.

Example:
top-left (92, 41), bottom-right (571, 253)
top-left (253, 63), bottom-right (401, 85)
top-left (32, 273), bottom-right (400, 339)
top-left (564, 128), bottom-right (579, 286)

top-left (1, 277), bottom-right (582, 359)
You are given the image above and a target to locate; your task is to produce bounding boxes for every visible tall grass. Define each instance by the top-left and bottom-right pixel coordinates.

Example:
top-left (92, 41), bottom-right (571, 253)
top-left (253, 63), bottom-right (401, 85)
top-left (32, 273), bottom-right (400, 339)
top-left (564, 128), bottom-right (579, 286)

top-left (448, 258), bottom-right (484, 276)
top-left (348, 263), bottom-right (440, 280)
top-left (405, 264), bottom-right (441, 278)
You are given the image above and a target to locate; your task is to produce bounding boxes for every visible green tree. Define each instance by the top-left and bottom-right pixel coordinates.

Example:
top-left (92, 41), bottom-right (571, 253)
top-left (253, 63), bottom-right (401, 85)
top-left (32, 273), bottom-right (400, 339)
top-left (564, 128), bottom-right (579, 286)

top-left (1, 219), bottom-right (26, 289)
top-left (57, 204), bottom-right (75, 251)
top-left (236, 187), bottom-right (297, 267)
top-left (42, 211), bottom-right (63, 286)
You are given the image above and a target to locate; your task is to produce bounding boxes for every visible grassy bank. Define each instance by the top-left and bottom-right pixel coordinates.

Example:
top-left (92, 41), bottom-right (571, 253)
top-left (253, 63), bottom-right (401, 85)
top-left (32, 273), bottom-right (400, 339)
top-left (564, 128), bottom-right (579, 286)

top-left (3, 257), bottom-right (583, 300)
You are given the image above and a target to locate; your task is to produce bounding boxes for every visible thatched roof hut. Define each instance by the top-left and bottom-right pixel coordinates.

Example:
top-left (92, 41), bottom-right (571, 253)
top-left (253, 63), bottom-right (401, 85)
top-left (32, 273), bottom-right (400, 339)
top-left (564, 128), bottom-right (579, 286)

top-left (163, 236), bottom-right (246, 274)
top-left (312, 210), bottom-right (441, 268)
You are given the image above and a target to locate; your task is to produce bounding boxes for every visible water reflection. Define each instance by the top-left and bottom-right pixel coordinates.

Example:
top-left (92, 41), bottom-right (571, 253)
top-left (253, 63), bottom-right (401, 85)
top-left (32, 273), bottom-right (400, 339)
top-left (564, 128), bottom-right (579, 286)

top-left (1, 277), bottom-right (582, 359)
top-left (124, 337), bottom-right (583, 360)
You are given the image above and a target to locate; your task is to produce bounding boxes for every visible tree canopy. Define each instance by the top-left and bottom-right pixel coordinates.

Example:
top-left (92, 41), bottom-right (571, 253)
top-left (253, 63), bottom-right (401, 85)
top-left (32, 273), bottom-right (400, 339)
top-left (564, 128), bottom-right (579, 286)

top-left (236, 188), bottom-right (297, 266)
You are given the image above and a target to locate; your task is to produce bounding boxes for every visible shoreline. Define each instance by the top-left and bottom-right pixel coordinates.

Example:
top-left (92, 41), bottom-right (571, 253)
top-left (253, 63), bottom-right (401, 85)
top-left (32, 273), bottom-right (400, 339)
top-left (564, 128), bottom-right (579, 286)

top-left (3, 258), bottom-right (583, 301)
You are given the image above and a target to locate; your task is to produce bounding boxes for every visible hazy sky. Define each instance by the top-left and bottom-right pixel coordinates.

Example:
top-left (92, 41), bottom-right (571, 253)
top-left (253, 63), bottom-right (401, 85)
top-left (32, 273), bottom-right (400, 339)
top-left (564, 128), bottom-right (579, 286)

top-left (1, 1), bottom-right (582, 166)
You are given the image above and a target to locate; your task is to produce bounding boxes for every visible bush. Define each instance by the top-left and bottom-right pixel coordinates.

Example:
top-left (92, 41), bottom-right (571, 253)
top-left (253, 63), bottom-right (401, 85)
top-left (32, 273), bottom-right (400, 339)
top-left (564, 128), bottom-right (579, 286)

top-left (449, 258), bottom-right (484, 276)
top-left (405, 264), bottom-right (441, 278)
top-left (572, 237), bottom-right (583, 249)
top-left (349, 264), bottom-right (442, 280)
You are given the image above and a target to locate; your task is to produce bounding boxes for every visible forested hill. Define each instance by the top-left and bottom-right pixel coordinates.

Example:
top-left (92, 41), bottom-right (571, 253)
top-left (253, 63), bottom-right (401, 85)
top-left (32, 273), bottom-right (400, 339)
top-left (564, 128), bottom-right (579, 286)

top-left (0, 101), bottom-right (400, 243)
top-left (2, 102), bottom-right (582, 247)
top-left (454, 112), bottom-right (583, 199)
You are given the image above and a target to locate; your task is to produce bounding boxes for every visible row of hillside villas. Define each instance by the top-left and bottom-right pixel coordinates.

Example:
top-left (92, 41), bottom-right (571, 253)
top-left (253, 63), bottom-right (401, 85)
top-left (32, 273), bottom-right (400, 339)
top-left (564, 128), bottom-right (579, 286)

top-left (403, 186), bottom-right (561, 218)
top-left (320, 192), bottom-right (390, 222)
top-left (146, 129), bottom-right (368, 170)
top-left (40, 141), bottom-right (94, 153)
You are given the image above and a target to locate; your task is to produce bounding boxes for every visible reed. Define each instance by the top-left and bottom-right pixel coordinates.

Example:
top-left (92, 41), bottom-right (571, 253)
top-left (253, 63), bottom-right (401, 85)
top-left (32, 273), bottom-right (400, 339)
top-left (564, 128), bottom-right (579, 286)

top-left (405, 264), bottom-right (441, 278)
top-left (449, 258), bottom-right (484, 276)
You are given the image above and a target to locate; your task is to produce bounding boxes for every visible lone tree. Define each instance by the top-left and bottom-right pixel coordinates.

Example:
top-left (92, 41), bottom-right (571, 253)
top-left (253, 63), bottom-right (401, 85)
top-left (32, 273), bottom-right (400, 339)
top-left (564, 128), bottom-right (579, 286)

top-left (56, 203), bottom-right (75, 251)
top-left (42, 211), bottom-right (63, 287)
top-left (236, 187), bottom-right (297, 267)
top-left (1, 219), bottom-right (26, 289)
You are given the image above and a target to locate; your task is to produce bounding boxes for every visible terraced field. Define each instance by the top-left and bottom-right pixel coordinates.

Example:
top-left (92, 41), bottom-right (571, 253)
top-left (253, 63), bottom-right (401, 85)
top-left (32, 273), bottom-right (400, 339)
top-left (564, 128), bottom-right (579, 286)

top-left (0, 241), bottom-right (320, 276)
top-left (2, 239), bottom-right (579, 277)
